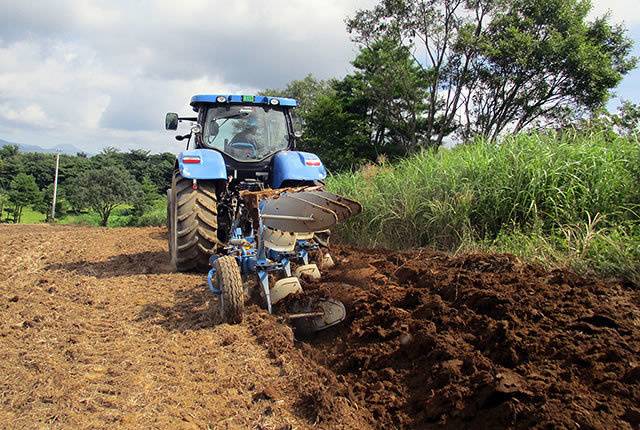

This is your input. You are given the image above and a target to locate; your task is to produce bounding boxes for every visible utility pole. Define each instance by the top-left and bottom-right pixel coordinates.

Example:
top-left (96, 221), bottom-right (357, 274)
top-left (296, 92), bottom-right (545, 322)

top-left (51, 149), bottom-right (61, 221)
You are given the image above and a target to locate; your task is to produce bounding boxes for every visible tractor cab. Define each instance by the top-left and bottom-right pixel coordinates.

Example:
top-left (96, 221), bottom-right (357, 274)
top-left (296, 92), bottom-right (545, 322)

top-left (166, 95), bottom-right (304, 189)
top-left (166, 95), bottom-right (300, 161)
top-left (201, 103), bottom-right (291, 162)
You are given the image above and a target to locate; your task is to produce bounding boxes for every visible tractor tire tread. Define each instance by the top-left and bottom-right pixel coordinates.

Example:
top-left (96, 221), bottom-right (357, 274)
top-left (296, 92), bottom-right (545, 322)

top-left (172, 172), bottom-right (220, 272)
top-left (214, 256), bottom-right (244, 324)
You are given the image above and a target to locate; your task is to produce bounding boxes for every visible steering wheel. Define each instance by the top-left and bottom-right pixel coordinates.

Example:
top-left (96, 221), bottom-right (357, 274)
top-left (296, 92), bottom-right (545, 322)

top-left (229, 142), bottom-right (257, 158)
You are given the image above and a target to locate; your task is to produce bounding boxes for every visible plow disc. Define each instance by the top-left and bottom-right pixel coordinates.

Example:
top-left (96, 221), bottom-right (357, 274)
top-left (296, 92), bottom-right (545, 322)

top-left (260, 194), bottom-right (338, 232)
top-left (285, 297), bottom-right (347, 334)
top-left (241, 186), bottom-right (362, 234)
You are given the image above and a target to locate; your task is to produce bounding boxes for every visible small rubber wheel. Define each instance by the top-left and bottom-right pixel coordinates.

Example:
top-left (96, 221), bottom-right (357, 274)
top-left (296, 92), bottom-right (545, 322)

top-left (213, 256), bottom-right (244, 324)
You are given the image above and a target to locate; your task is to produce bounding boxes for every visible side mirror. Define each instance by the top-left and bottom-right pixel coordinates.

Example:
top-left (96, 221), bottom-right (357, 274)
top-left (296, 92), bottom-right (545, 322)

top-left (165, 112), bottom-right (179, 130)
top-left (292, 116), bottom-right (304, 138)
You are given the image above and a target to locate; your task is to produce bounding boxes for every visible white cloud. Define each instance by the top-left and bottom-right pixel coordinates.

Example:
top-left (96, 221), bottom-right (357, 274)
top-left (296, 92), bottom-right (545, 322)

top-left (0, 103), bottom-right (49, 124)
top-left (0, 39), bottom-right (114, 128)
top-left (0, 0), bottom-right (375, 153)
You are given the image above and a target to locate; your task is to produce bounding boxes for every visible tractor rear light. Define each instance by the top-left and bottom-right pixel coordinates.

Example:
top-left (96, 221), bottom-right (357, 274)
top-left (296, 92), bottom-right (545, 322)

top-left (183, 156), bottom-right (201, 164)
top-left (305, 158), bottom-right (321, 166)
top-left (269, 98), bottom-right (280, 105)
top-left (216, 96), bottom-right (227, 103)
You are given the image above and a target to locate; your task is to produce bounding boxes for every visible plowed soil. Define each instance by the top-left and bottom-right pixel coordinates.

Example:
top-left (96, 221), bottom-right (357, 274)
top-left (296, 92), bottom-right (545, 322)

top-left (1, 224), bottom-right (639, 429)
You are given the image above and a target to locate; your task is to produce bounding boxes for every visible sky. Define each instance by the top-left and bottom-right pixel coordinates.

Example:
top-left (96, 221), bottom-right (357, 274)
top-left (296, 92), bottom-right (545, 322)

top-left (0, 0), bottom-right (638, 155)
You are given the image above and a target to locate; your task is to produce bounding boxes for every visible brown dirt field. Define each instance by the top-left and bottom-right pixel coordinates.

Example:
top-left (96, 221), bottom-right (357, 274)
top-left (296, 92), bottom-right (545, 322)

top-left (0, 224), bottom-right (639, 429)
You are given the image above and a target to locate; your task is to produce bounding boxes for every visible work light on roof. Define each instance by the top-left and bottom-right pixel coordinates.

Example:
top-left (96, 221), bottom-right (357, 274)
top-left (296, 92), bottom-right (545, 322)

top-left (269, 98), bottom-right (280, 105)
top-left (216, 96), bottom-right (227, 103)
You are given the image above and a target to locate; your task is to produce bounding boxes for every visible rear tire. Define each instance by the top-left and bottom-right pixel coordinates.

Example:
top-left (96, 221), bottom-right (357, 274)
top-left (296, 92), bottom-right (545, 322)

top-left (213, 256), bottom-right (244, 324)
top-left (167, 189), bottom-right (177, 267)
top-left (172, 172), bottom-right (219, 272)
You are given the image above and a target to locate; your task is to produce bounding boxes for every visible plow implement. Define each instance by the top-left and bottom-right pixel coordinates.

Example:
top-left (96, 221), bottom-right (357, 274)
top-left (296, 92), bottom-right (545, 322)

top-left (207, 186), bottom-right (362, 333)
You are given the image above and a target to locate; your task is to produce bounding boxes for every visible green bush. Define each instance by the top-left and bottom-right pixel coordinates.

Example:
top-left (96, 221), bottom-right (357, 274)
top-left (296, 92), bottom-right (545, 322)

top-left (132, 198), bottom-right (166, 227)
top-left (134, 206), bottom-right (166, 227)
top-left (328, 131), bottom-right (639, 247)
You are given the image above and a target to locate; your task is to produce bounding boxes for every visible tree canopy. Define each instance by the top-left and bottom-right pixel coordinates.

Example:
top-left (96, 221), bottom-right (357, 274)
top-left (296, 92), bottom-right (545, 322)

top-left (67, 165), bottom-right (142, 227)
top-left (0, 146), bottom-right (175, 223)
top-left (346, 0), bottom-right (636, 146)
top-left (261, 74), bottom-right (331, 117)
top-left (7, 173), bottom-right (41, 223)
top-left (466, 0), bottom-right (637, 139)
top-left (261, 0), bottom-right (635, 171)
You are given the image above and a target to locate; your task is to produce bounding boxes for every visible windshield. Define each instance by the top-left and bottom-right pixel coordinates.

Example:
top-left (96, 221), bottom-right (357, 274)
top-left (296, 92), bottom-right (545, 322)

top-left (202, 105), bottom-right (290, 161)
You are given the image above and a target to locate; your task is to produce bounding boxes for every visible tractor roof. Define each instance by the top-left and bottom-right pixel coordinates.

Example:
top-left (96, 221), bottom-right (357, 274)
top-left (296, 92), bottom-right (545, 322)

top-left (190, 95), bottom-right (297, 111)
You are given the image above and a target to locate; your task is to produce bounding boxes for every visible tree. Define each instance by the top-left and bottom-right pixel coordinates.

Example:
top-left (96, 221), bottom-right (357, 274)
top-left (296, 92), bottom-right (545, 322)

top-left (122, 149), bottom-right (152, 183)
top-left (63, 182), bottom-right (87, 214)
top-left (7, 173), bottom-right (41, 223)
top-left (348, 0), bottom-right (637, 144)
top-left (280, 40), bottom-right (431, 170)
top-left (260, 74), bottom-right (331, 117)
top-left (464, 0), bottom-right (637, 140)
top-left (562, 101), bottom-right (640, 140)
top-left (348, 0), bottom-right (487, 148)
top-left (68, 165), bottom-right (142, 226)
top-left (0, 147), bottom-right (174, 221)
top-left (21, 152), bottom-right (55, 190)
top-left (132, 177), bottom-right (160, 217)
top-left (92, 146), bottom-right (124, 167)
top-left (0, 188), bottom-right (7, 222)
top-left (347, 38), bottom-right (431, 153)
top-left (58, 153), bottom-right (92, 189)
top-left (614, 101), bottom-right (640, 136)
top-left (147, 152), bottom-right (176, 194)
top-left (300, 89), bottom-right (373, 170)
top-left (0, 145), bottom-right (24, 190)
top-left (33, 183), bottom-right (67, 220)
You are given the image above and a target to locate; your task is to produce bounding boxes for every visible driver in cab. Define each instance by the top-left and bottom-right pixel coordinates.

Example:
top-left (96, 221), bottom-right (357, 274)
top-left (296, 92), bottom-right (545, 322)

top-left (231, 117), bottom-right (265, 155)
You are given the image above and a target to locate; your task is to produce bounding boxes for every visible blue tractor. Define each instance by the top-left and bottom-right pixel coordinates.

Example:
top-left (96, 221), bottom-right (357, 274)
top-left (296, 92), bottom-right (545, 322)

top-left (165, 95), bottom-right (361, 331)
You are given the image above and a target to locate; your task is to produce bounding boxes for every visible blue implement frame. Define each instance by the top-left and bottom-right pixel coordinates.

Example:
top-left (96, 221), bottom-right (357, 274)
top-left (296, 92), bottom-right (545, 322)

top-left (206, 218), bottom-right (317, 314)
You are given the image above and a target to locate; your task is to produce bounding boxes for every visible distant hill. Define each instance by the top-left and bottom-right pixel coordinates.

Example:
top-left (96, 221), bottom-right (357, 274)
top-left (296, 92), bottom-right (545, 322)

top-left (0, 139), bottom-right (88, 156)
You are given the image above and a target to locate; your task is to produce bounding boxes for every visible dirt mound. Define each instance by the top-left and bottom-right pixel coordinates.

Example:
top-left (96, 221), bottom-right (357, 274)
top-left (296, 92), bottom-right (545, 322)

top-left (300, 246), bottom-right (640, 429)
top-left (1, 225), bottom-right (638, 429)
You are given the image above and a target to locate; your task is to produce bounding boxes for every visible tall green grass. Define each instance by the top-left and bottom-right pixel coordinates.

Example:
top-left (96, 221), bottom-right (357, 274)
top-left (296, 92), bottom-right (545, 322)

top-left (327, 131), bottom-right (640, 285)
